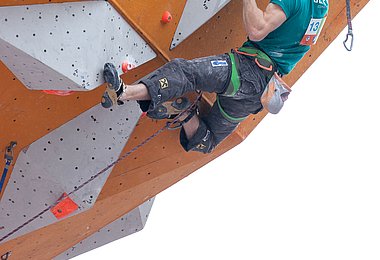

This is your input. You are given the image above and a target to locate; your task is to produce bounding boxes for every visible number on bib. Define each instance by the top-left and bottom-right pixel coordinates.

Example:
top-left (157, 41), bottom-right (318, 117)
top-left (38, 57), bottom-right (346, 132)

top-left (300, 17), bottom-right (326, 45)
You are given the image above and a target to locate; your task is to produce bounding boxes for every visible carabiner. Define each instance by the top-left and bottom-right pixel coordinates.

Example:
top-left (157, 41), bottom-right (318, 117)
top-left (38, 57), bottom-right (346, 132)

top-left (343, 31), bottom-right (354, 51)
top-left (343, 0), bottom-right (353, 51)
top-left (4, 142), bottom-right (17, 162)
top-left (1, 251), bottom-right (11, 260)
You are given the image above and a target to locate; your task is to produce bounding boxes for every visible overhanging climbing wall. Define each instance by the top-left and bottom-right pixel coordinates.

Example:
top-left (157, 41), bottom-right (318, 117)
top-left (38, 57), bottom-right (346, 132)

top-left (0, 101), bottom-right (141, 243)
top-left (0, 0), bottom-right (370, 259)
top-left (0, 1), bottom-right (156, 91)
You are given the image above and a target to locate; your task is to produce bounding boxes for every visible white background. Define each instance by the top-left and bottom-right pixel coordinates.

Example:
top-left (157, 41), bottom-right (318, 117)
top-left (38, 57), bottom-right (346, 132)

top-left (76, 1), bottom-right (380, 259)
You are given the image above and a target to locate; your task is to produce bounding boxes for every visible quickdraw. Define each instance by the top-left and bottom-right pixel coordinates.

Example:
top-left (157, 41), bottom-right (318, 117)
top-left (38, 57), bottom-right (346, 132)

top-left (343, 0), bottom-right (354, 51)
top-left (0, 93), bottom-right (202, 243)
top-left (0, 142), bottom-right (17, 195)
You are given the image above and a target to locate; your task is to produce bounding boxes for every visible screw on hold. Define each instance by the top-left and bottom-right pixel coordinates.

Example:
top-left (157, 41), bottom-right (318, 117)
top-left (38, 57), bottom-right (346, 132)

top-left (1, 251), bottom-right (11, 260)
top-left (50, 193), bottom-right (79, 219)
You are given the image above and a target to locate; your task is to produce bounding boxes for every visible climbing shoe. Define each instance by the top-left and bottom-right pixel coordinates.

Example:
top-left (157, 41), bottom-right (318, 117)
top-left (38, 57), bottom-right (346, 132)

top-left (101, 63), bottom-right (125, 108)
top-left (147, 97), bottom-right (191, 120)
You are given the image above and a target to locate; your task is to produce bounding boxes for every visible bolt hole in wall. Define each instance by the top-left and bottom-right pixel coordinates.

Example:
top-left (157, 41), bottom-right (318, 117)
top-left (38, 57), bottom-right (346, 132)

top-left (0, 99), bottom-right (140, 244)
top-left (69, 2), bottom-right (379, 260)
top-left (0, 2), bottom-right (156, 91)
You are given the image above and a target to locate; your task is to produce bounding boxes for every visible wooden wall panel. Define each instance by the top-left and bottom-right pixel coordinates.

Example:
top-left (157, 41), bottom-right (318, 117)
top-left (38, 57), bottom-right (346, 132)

top-left (109, 0), bottom-right (187, 61)
top-left (0, 57), bottom-right (165, 199)
top-left (0, 0), bottom-right (370, 259)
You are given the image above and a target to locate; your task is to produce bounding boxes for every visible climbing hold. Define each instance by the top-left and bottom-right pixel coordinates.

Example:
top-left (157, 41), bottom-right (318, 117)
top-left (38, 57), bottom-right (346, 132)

top-left (42, 90), bottom-right (74, 96)
top-left (121, 61), bottom-right (135, 73)
top-left (50, 193), bottom-right (78, 219)
top-left (161, 11), bottom-right (172, 24)
top-left (122, 61), bottom-right (129, 73)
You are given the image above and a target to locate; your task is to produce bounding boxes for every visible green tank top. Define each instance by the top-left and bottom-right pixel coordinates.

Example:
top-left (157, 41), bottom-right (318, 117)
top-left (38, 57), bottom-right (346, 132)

top-left (243, 0), bottom-right (329, 75)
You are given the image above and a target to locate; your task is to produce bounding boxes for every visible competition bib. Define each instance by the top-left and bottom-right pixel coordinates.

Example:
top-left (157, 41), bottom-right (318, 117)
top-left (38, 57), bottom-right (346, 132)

top-left (300, 16), bottom-right (327, 45)
top-left (300, 0), bottom-right (329, 46)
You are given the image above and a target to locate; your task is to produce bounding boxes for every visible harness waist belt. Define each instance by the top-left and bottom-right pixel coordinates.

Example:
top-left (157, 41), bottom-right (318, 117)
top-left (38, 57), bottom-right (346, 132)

top-left (224, 47), bottom-right (275, 97)
top-left (237, 46), bottom-right (273, 63)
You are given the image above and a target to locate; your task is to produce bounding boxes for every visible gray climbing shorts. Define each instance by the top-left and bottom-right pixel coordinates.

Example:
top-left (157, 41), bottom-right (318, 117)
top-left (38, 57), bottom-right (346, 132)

top-left (139, 53), bottom-right (269, 153)
top-left (140, 55), bottom-right (231, 110)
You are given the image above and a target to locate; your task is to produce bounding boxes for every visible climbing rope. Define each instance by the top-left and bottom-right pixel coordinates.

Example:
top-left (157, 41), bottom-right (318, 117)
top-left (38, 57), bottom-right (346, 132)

top-left (0, 93), bottom-right (202, 243)
top-left (343, 0), bottom-right (354, 51)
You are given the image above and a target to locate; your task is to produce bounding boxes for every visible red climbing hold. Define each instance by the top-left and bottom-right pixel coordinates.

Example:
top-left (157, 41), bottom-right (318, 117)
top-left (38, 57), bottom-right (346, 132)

top-left (50, 193), bottom-right (79, 219)
top-left (161, 11), bottom-right (172, 24)
top-left (122, 61), bottom-right (135, 73)
top-left (42, 90), bottom-right (74, 96)
top-left (122, 61), bottom-right (129, 73)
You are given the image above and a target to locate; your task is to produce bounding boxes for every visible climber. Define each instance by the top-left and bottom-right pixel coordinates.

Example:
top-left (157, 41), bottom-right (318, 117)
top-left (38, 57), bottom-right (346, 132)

top-left (101, 0), bottom-right (329, 154)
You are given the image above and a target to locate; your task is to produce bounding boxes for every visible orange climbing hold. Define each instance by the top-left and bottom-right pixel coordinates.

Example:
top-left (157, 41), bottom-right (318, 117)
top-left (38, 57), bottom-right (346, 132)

top-left (50, 193), bottom-right (79, 219)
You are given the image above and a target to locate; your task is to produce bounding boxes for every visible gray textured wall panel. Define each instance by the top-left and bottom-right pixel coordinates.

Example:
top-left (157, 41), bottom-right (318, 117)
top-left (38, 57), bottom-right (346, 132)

top-left (171, 0), bottom-right (231, 49)
top-left (54, 198), bottom-right (155, 260)
top-left (0, 38), bottom-right (80, 90)
top-left (0, 101), bottom-right (141, 243)
top-left (0, 1), bottom-right (156, 90)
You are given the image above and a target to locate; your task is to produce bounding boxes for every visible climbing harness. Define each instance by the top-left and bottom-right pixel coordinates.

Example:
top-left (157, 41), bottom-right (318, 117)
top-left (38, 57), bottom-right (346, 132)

top-left (218, 46), bottom-right (277, 122)
top-left (343, 0), bottom-right (354, 51)
top-left (0, 142), bottom-right (17, 195)
top-left (225, 52), bottom-right (241, 97)
top-left (0, 93), bottom-right (202, 243)
top-left (235, 47), bottom-right (275, 76)
top-left (216, 96), bottom-right (247, 123)
top-left (224, 47), bottom-right (274, 98)
top-left (167, 91), bottom-right (202, 130)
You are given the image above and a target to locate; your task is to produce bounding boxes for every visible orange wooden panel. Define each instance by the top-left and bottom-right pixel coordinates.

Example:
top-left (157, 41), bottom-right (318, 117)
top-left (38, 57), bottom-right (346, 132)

top-left (109, 0), bottom-right (187, 61)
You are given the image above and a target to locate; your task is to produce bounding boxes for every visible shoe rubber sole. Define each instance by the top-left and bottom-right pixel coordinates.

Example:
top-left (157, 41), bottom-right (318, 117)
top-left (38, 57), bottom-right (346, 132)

top-left (147, 97), bottom-right (191, 119)
top-left (101, 63), bottom-right (121, 108)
